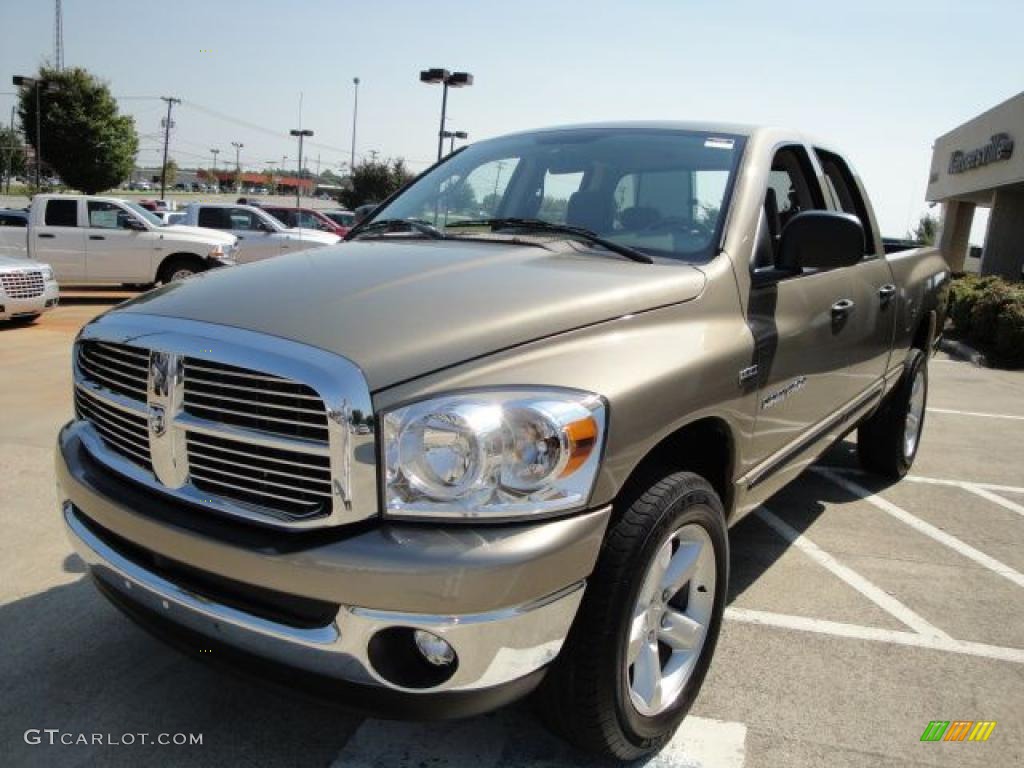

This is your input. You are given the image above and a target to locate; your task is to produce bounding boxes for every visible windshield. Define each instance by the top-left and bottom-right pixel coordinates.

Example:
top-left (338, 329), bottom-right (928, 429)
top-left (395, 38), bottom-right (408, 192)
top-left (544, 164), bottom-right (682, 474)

top-left (123, 202), bottom-right (162, 227)
top-left (370, 128), bottom-right (745, 262)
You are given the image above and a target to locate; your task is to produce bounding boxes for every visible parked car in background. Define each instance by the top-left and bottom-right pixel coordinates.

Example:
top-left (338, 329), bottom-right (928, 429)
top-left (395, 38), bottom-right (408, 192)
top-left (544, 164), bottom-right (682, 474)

top-left (137, 199), bottom-right (173, 213)
top-left (0, 255), bottom-right (59, 323)
top-left (353, 202), bottom-right (378, 223)
top-left (0, 209), bottom-right (30, 258)
top-left (150, 211), bottom-right (187, 226)
top-left (322, 209), bottom-right (356, 233)
top-left (261, 206), bottom-right (348, 237)
top-left (22, 194), bottom-right (238, 285)
top-left (177, 202), bottom-right (341, 262)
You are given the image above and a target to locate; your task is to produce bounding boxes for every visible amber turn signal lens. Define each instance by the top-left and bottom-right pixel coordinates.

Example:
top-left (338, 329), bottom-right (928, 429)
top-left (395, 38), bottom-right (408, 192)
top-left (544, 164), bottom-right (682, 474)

top-left (562, 416), bottom-right (598, 477)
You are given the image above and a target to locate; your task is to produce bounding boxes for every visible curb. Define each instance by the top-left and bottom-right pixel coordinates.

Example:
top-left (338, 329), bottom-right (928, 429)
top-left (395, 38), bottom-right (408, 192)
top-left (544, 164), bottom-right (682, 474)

top-left (938, 337), bottom-right (987, 367)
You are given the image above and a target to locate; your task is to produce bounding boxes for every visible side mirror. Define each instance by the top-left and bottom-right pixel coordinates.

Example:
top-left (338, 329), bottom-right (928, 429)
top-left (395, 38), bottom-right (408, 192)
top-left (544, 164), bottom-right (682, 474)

top-left (776, 211), bottom-right (864, 271)
top-left (123, 217), bottom-right (147, 231)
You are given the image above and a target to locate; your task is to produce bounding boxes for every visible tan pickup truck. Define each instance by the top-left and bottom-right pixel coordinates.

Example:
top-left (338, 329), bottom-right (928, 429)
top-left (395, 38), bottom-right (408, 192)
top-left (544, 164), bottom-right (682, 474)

top-left (57, 122), bottom-right (949, 760)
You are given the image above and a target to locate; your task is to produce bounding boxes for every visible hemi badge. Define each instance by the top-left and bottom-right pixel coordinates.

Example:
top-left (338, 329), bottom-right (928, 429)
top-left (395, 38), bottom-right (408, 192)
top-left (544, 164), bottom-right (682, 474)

top-left (738, 365), bottom-right (759, 385)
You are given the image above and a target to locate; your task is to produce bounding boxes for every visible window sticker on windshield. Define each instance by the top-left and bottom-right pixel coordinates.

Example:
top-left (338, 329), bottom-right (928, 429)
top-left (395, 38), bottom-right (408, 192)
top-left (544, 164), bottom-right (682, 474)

top-left (704, 137), bottom-right (735, 149)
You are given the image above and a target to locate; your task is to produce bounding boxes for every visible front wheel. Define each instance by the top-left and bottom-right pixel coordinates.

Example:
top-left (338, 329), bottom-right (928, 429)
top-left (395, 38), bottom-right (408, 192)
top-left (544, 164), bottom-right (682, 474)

top-left (158, 256), bottom-right (205, 284)
top-left (858, 348), bottom-right (928, 479)
top-left (537, 471), bottom-right (728, 760)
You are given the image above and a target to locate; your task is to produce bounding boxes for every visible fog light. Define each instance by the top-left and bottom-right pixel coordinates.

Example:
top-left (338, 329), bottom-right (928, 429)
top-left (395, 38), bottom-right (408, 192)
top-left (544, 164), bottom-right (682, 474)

top-left (414, 629), bottom-right (455, 666)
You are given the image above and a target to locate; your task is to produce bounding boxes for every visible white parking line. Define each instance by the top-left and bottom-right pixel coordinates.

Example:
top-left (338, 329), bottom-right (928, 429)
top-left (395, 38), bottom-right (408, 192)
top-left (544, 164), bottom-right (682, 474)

top-left (726, 608), bottom-right (1024, 664)
top-left (814, 468), bottom-right (1024, 589)
top-left (755, 506), bottom-right (950, 639)
top-left (331, 714), bottom-right (747, 768)
top-left (927, 407), bottom-right (1024, 421)
top-left (963, 484), bottom-right (1024, 518)
top-left (897, 473), bottom-right (1024, 495)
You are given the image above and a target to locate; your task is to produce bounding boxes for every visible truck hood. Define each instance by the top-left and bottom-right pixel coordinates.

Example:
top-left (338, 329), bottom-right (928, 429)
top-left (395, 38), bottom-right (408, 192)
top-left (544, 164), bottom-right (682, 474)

top-left (116, 238), bottom-right (706, 390)
top-left (0, 255), bottom-right (46, 269)
top-left (159, 225), bottom-right (237, 245)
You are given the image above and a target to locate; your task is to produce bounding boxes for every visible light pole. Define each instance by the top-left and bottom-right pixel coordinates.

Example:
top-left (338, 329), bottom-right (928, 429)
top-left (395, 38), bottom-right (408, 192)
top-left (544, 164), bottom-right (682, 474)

top-left (419, 68), bottom-right (473, 161)
top-left (159, 96), bottom-right (181, 199)
top-left (442, 130), bottom-right (468, 155)
top-left (12, 75), bottom-right (57, 189)
top-left (231, 141), bottom-right (244, 193)
top-left (289, 129), bottom-right (313, 207)
top-left (350, 77), bottom-right (359, 171)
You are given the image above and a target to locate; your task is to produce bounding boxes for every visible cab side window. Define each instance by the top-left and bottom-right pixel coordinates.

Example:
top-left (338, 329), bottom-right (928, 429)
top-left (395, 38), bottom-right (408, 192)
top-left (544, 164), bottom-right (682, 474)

top-left (197, 207), bottom-right (230, 229)
top-left (87, 201), bottom-right (134, 229)
top-left (814, 149), bottom-right (875, 256)
top-left (753, 146), bottom-right (826, 270)
top-left (44, 199), bottom-right (78, 227)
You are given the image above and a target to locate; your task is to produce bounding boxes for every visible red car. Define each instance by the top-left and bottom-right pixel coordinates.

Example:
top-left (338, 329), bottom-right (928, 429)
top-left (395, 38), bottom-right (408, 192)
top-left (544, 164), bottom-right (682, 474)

top-left (260, 206), bottom-right (349, 237)
top-left (136, 199), bottom-right (171, 212)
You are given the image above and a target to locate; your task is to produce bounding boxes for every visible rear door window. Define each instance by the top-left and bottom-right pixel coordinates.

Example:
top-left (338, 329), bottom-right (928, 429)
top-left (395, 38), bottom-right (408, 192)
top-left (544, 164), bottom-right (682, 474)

top-left (814, 149), bottom-right (876, 256)
top-left (44, 199), bottom-right (78, 227)
top-left (197, 207), bottom-right (230, 229)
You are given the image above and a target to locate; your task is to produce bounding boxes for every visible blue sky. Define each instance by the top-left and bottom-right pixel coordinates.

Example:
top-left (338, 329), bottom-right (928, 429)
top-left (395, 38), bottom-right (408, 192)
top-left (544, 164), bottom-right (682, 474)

top-left (2, 0), bottom-right (1022, 239)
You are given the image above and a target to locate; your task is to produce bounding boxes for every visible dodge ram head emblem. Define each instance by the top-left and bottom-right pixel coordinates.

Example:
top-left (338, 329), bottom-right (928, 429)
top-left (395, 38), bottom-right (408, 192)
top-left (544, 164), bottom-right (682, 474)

top-left (148, 404), bottom-right (166, 437)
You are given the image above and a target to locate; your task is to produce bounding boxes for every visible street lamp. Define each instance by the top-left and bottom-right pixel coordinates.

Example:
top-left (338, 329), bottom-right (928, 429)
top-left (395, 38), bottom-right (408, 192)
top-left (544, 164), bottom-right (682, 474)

top-left (289, 129), bottom-right (313, 207)
top-left (231, 141), bottom-right (244, 193)
top-left (419, 68), bottom-right (473, 161)
top-left (12, 75), bottom-right (58, 189)
top-left (441, 130), bottom-right (468, 155)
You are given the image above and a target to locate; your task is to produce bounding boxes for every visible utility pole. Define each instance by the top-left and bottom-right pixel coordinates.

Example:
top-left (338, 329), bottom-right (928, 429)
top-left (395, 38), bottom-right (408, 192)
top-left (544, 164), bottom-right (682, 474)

top-left (158, 96), bottom-right (180, 199)
top-left (350, 77), bottom-right (359, 172)
top-left (231, 141), bottom-right (243, 192)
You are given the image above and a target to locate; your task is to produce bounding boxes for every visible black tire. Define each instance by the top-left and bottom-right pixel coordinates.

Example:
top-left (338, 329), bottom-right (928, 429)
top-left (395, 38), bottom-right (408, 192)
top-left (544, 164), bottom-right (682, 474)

top-left (537, 471), bottom-right (729, 760)
top-left (857, 348), bottom-right (928, 479)
top-left (158, 256), bottom-right (205, 284)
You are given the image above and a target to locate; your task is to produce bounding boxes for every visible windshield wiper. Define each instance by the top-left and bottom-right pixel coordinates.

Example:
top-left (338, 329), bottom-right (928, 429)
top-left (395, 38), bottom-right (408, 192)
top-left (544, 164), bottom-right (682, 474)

top-left (351, 218), bottom-right (447, 240)
top-left (446, 218), bottom-right (654, 264)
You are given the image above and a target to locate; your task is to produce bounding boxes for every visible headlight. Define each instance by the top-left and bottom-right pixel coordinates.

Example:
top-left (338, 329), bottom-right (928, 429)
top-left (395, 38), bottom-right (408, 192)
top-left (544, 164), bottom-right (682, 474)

top-left (208, 244), bottom-right (224, 257)
top-left (41, 266), bottom-right (55, 282)
top-left (382, 390), bottom-right (605, 521)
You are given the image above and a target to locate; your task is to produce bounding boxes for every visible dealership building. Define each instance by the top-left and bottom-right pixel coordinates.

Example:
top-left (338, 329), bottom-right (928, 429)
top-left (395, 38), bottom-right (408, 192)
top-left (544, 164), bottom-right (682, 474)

top-left (928, 91), bottom-right (1023, 278)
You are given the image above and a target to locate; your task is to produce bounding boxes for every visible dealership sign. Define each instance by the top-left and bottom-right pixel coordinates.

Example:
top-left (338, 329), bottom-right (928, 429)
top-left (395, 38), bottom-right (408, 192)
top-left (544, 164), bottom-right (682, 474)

top-left (948, 133), bottom-right (1014, 174)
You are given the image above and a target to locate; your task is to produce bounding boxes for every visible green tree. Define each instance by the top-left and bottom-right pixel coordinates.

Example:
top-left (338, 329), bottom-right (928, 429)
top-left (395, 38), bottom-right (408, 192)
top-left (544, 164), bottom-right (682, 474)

top-left (17, 66), bottom-right (138, 194)
top-left (910, 212), bottom-right (939, 245)
top-left (340, 157), bottom-right (413, 208)
top-left (162, 158), bottom-right (178, 187)
top-left (0, 125), bottom-right (27, 190)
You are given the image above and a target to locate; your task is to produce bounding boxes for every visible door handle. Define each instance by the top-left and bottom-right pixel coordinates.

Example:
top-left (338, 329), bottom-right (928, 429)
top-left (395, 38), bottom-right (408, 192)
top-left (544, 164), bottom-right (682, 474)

top-left (89, 235), bottom-right (105, 241)
top-left (37, 233), bottom-right (55, 239)
top-left (878, 284), bottom-right (896, 301)
top-left (236, 235), bottom-right (245, 240)
top-left (831, 298), bottom-right (855, 316)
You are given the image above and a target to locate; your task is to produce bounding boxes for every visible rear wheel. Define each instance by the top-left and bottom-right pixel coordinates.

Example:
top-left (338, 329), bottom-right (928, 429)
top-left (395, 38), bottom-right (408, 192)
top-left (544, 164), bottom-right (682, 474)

top-left (858, 348), bottom-right (928, 479)
top-left (537, 471), bottom-right (728, 760)
top-left (158, 256), bottom-right (205, 284)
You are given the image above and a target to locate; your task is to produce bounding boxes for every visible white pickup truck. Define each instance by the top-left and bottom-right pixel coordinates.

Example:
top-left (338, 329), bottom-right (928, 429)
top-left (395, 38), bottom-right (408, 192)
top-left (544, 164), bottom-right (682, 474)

top-left (9, 195), bottom-right (239, 286)
top-left (175, 203), bottom-right (341, 262)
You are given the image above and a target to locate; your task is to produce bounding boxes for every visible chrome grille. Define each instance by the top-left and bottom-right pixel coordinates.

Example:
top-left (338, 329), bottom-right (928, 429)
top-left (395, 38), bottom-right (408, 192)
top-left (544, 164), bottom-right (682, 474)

top-left (69, 314), bottom-right (376, 530)
top-left (78, 341), bottom-right (149, 402)
top-left (182, 358), bottom-right (329, 442)
top-left (1, 270), bottom-right (45, 299)
top-left (186, 432), bottom-right (332, 518)
top-left (74, 387), bottom-right (153, 471)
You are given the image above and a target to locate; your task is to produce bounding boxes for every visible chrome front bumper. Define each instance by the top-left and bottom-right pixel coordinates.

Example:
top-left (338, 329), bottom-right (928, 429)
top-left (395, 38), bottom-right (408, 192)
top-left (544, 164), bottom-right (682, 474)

top-left (64, 501), bottom-right (584, 693)
top-left (58, 424), bottom-right (609, 698)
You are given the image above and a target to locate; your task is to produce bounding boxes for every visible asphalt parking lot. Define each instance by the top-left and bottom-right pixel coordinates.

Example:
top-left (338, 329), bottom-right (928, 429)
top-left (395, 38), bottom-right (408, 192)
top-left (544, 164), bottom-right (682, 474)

top-left (1, 296), bottom-right (1021, 768)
